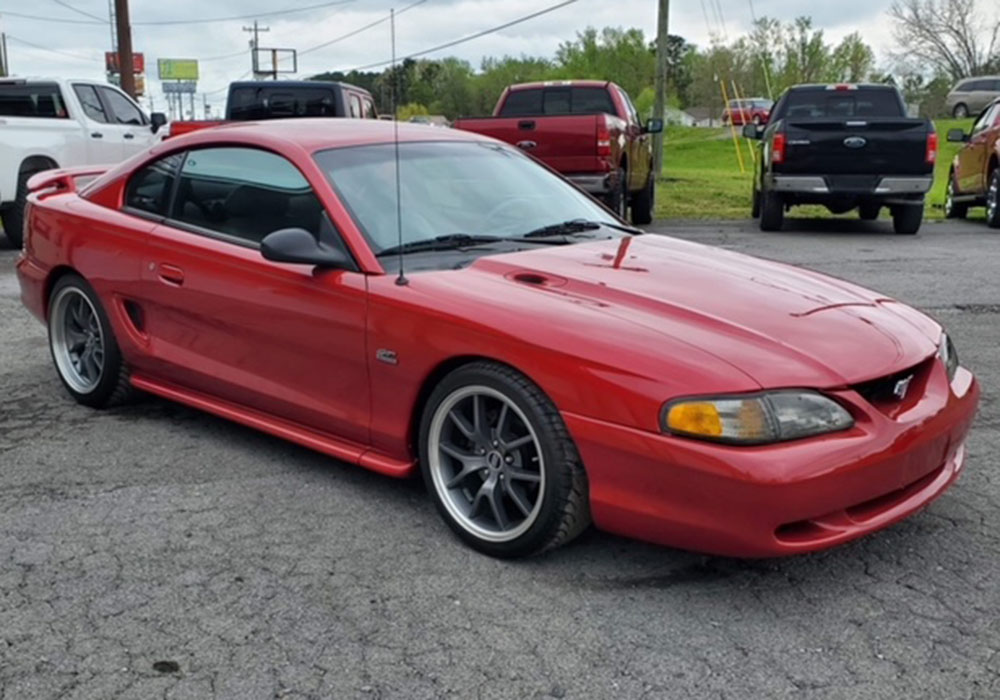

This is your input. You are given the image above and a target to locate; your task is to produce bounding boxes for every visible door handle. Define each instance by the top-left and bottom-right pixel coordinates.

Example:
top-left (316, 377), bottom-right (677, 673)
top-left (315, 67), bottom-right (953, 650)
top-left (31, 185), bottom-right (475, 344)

top-left (157, 264), bottom-right (185, 286)
top-left (124, 133), bottom-right (135, 140)
top-left (90, 132), bottom-right (104, 139)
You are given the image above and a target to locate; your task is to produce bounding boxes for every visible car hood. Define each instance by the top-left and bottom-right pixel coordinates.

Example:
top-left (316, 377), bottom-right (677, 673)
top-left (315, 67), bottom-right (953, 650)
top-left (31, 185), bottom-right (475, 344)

top-left (461, 234), bottom-right (940, 388)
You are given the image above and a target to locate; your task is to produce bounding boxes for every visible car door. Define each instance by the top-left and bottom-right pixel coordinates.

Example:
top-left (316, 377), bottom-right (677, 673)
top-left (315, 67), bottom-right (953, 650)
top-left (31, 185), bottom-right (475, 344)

top-left (958, 104), bottom-right (1000, 193)
top-left (71, 84), bottom-right (122, 163)
top-left (95, 85), bottom-right (156, 158)
top-left (133, 146), bottom-right (371, 444)
top-left (615, 86), bottom-right (651, 192)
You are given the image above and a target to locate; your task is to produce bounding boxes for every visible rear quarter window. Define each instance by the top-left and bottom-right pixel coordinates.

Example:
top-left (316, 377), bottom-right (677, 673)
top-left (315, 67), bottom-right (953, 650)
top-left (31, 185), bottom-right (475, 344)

top-left (0, 83), bottom-right (68, 118)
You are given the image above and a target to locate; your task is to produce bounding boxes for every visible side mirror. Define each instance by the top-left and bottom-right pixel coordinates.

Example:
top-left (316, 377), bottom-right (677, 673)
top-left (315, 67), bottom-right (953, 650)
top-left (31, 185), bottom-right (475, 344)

top-left (261, 228), bottom-right (351, 268)
top-left (742, 124), bottom-right (762, 139)
top-left (947, 128), bottom-right (969, 143)
top-left (150, 112), bottom-right (167, 134)
top-left (644, 118), bottom-right (664, 134)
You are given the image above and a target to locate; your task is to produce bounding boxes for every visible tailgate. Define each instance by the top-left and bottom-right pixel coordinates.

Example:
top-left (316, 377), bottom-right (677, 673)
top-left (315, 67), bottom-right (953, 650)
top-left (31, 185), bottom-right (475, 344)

top-left (453, 115), bottom-right (600, 173)
top-left (780, 119), bottom-right (932, 176)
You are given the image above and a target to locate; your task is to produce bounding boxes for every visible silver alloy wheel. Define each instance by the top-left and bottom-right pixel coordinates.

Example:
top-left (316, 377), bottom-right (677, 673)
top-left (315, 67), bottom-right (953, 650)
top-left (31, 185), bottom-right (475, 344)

top-left (427, 385), bottom-right (545, 543)
top-left (988, 174), bottom-right (999, 223)
top-left (50, 286), bottom-right (105, 394)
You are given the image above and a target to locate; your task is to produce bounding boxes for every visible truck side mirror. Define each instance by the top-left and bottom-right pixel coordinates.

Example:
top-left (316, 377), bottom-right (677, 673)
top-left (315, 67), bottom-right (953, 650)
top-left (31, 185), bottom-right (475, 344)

top-left (946, 128), bottom-right (969, 143)
top-left (742, 124), bottom-right (762, 139)
top-left (644, 118), bottom-right (664, 134)
top-left (150, 112), bottom-right (167, 134)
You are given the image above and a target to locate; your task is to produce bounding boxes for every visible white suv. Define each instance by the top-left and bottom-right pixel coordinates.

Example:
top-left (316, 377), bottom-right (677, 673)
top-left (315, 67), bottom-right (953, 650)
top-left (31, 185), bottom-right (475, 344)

top-left (0, 77), bottom-right (166, 247)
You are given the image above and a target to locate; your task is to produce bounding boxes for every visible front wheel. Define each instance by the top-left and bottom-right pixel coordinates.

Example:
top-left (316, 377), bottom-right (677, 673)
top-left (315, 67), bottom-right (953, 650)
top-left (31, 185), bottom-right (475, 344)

top-left (892, 203), bottom-right (923, 235)
top-left (629, 174), bottom-right (655, 225)
top-left (48, 274), bottom-right (135, 408)
top-left (944, 174), bottom-right (968, 219)
top-left (420, 362), bottom-right (590, 558)
top-left (0, 170), bottom-right (36, 249)
top-left (986, 170), bottom-right (1000, 229)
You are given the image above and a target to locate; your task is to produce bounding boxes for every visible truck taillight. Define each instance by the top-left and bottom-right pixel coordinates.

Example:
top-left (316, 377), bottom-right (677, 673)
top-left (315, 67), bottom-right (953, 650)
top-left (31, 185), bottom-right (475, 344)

top-left (926, 131), bottom-right (938, 164)
top-left (597, 116), bottom-right (611, 157)
top-left (771, 132), bottom-right (786, 164)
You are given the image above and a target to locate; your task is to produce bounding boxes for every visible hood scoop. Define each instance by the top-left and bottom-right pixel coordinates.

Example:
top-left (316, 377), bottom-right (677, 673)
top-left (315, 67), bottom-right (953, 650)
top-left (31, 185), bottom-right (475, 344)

top-left (506, 270), bottom-right (567, 288)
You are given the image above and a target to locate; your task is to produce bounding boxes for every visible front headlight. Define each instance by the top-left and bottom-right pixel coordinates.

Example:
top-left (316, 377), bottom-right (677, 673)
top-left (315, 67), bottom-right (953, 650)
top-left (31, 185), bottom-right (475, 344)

top-left (939, 332), bottom-right (959, 381)
top-left (662, 391), bottom-right (854, 445)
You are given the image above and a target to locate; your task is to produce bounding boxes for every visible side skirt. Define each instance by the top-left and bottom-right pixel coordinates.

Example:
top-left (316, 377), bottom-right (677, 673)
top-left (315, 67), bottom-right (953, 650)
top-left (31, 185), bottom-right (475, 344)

top-left (130, 374), bottom-right (416, 478)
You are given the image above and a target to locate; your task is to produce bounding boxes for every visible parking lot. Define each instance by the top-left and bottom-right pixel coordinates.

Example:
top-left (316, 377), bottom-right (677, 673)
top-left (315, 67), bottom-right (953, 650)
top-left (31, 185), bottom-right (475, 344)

top-left (1, 218), bottom-right (998, 699)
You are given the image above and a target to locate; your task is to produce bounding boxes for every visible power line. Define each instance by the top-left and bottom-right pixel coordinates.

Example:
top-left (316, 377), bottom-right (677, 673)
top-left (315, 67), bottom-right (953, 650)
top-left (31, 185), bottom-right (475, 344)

top-left (3, 0), bottom-right (359, 26)
top-left (50, 0), bottom-right (107, 23)
top-left (346, 0), bottom-right (579, 72)
top-left (6, 34), bottom-right (102, 62)
top-left (298, 0), bottom-right (427, 58)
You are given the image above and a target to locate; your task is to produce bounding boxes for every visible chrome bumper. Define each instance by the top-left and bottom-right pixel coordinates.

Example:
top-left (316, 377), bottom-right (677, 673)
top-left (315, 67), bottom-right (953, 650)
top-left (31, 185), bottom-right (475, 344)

top-left (770, 175), bottom-right (933, 195)
top-left (567, 173), bottom-right (611, 194)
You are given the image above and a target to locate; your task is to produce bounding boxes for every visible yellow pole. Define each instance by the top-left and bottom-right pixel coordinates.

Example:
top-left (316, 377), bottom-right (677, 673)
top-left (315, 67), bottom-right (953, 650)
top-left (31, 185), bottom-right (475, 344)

top-left (731, 80), bottom-right (756, 167)
top-left (719, 79), bottom-right (746, 174)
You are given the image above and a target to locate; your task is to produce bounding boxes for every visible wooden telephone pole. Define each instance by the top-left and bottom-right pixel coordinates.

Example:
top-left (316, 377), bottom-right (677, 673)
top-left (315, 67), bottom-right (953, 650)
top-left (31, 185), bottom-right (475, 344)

top-left (114, 0), bottom-right (136, 98)
top-left (653, 0), bottom-right (669, 177)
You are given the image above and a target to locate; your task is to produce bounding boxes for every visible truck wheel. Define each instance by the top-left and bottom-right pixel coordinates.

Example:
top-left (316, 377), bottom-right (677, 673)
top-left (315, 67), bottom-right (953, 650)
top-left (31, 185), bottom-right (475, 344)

top-left (892, 204), bottom-right (923, 235)
top-left (944, 175), bottom-right (968, 219)
top-left (859, 203), bottom-right (880, 220)
top-left (759, 190), bottom-right (784, 231)
top-left (952, 103), bottom-right (969, 119)
top-left (986, 170), bottom-right (1000, 229)
top-left (604, 169), bottom-right (627, 219)
top-left (629, 175), bottom-right (655, 225)
top-left (751, 183), bottom-right (761, 218)
top-left (0, 170), bottom-right (35, 249)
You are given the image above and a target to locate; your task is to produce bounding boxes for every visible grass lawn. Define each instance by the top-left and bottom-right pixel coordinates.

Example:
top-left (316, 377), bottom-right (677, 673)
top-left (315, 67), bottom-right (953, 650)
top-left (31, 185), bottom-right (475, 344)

top-left (655, 120), bottom-right (986, 222)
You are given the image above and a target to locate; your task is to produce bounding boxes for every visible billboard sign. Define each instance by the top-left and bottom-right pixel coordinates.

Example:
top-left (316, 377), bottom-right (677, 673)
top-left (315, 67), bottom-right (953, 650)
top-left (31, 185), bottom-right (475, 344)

top-left (162, 80), bottom-right (197, 94)
top-left (158, 59), bottom-right (199, 81)
top-left (105, 51), bottom-right (145, 74)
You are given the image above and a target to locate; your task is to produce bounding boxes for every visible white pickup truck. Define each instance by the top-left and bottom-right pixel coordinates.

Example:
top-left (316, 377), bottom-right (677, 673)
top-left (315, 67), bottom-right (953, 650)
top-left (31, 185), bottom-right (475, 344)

top-left (0, 77), bottom-right (167, 248)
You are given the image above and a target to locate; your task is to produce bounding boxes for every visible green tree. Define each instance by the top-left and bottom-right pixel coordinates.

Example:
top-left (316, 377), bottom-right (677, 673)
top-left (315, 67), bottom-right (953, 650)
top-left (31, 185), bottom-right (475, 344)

top-left (830, 32), bottom-right (875, 82)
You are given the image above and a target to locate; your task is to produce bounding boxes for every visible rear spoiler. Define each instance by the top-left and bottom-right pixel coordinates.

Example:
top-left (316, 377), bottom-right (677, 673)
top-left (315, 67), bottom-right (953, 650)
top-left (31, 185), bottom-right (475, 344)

top-left (27, 165), bottom-right (112, 199)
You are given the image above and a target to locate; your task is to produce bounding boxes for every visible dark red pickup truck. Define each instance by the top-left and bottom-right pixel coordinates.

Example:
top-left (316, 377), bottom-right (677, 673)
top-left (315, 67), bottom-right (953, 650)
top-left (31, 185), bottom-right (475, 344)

top-left (453, 80), bottom-right (663, 224)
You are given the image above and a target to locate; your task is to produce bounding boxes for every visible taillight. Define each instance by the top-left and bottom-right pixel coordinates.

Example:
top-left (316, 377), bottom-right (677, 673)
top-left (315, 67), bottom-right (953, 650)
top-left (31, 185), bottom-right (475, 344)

top-left (926, 131), bottom-right (938, 164)
top-left (771, 131), bottom-right (786, 164)
top-left (597, 115), bottom-right (611, 157)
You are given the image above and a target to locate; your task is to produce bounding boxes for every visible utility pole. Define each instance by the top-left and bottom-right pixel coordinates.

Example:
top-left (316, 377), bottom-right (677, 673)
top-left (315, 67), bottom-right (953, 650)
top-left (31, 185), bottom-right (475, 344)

top-left (242, 20), bottom-right (270, 79)
top-left (653, 0), bottom-right (669, 177)
top-left (114, 0), bottom-right (136, 98)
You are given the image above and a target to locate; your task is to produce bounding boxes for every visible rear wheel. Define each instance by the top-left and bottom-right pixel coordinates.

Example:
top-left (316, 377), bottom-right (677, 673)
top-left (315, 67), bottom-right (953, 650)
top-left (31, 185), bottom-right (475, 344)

top-left (759, 189), bottom-right (784, 231)
top-left (944, 174), bottom-right (968, 219)
top-left (892, 203), bottom-right (923, 235)
top-left (986, 170), bottom-right (1000, 229)
top-left (751, 182), bottom-right (761, 218)
top-left (48, 274), bottom-right (135, 408)
top-left (858, 203), bottom-right (880, 220)
top-left (604, 169), bottom-right (627, 219)
top-left (0, 170), bottom-right (36, 249)
top-left (420, 361), bottom-right (590, 558)
top-left (629, 174), bottom-right (655, 225)
top-left (952, 103), bottom-right (969, 119)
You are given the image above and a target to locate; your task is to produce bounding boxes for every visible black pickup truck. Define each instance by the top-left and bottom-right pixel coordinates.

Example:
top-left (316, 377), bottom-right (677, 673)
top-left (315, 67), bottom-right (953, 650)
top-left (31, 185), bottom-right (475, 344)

top-left (746, 84), bottom-right (937, 234)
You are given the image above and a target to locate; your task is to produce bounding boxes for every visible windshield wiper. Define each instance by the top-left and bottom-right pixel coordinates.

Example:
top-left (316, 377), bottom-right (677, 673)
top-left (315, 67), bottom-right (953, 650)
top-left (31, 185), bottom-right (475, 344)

top-left (376, 233), bottom-right (505, 257)
top-left (520, 219), bottom-right (644, 238)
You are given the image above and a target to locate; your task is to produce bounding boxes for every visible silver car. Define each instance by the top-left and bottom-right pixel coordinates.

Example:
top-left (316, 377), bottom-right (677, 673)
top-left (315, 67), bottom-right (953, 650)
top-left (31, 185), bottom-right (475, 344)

top-left (946, 76), bottom-right (1000, 118)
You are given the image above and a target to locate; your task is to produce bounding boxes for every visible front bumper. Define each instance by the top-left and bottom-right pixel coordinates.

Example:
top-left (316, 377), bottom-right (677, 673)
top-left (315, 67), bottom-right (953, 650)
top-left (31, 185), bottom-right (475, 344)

top-left (564, 362), bottom-right (979, 557)
top-left (769, 175), bottom-right (933, 197)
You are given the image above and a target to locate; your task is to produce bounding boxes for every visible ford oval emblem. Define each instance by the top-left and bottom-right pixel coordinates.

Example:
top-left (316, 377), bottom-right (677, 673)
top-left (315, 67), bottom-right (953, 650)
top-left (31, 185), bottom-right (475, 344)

top-left (844, 136), bottom-right (867, 149)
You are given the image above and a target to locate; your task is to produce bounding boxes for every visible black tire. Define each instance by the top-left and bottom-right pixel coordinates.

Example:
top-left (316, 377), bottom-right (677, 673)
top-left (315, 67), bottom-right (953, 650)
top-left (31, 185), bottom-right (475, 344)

top-left (629, 174), bottom-right (655, 225)
top-left (892, 203), bottom-right (923, 235)
top-left (858, 203), bottom-right (880, 220)
top-left (952, 103), bottom-right (969, 119)
top-left (419, 361), bottom-right (590, 558)
top-left (751, 182), bottom-right (761, 218)
top-left (1, 170), bottom-right (34, 249)
top-left (47, 274), bottom-right (135, 408)
top-left (759, 189), bottom-right (784, 231)
top-left (944, 173), bottom-right (968, 219)
top-left (604, 169), bottom-right (627, 220)
top-left (987, 170), bottom-right (1000, 229)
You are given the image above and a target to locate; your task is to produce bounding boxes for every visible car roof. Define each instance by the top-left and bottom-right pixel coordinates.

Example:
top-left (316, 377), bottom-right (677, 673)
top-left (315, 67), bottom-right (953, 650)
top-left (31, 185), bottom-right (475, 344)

top-left (165, 117), bottom-right (487, 153)
top-left (786, 83), bottom-right (897, 91)
top-left (228, 80), bottom-right (367, 91)
top-left (506, 80), bottom-right (612, 91)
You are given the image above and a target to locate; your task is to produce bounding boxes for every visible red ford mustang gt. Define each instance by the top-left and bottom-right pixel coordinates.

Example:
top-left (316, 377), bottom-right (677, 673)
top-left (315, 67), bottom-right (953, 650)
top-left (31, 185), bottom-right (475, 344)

top-left (16, 120), bottom-right (979, 558)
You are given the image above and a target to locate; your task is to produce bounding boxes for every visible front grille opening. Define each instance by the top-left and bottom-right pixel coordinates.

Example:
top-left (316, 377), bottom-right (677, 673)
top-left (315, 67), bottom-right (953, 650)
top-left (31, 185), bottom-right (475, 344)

top-left (852, 357), bottom-right (934, 414)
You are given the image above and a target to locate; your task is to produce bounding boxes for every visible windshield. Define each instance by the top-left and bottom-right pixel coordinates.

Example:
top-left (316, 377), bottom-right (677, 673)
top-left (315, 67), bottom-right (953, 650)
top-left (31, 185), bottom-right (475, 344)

top-left (313, 141), bottom-right (616, 253)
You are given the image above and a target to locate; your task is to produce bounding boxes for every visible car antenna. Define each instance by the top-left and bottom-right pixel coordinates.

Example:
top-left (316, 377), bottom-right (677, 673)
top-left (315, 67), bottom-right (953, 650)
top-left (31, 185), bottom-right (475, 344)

top-left (391, 8), bottom-right (408, 287)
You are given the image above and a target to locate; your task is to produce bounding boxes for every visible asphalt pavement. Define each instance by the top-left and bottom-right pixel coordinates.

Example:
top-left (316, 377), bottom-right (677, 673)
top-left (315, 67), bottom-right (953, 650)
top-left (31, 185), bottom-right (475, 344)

top-left (1, 216), bottom-right (998, 699)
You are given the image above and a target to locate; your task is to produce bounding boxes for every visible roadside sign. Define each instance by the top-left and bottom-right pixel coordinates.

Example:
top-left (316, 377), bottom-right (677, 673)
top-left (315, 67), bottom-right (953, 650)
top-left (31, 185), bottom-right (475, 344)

top-left (162, 81), bottom-right (197, 94)
top-left (105, 52), bottom-right (145, 74)
top-left (158, 59), bottom-right (199, 81)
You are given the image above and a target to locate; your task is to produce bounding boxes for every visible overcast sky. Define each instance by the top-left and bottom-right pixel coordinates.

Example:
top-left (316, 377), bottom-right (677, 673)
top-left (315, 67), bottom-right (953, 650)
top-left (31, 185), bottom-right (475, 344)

top-left (0, 0), bottom-right (898, 113)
